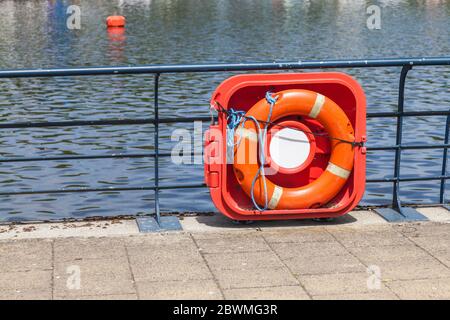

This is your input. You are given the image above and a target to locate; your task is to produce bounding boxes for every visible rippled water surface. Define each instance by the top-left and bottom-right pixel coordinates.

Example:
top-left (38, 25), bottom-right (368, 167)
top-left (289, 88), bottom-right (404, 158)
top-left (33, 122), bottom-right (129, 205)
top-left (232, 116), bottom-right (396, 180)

top-left (0, 0), bottom-right (449, 221)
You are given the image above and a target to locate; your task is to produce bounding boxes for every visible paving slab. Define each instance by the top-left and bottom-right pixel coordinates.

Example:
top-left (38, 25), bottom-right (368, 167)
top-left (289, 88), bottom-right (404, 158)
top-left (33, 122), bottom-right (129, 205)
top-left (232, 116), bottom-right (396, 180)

top-left (223, 285), bottom-right (310, 300)
top-left (136, 279), bottom-right (223, 300)
top-left (188, 230), bottom-right (262, 240)
top-left (347, 244), bottom-right (431, 264)
top-left (406, 236), bottom-right (450, 252)
top-left (282, 254), bottom-right (366, 276)
top-left (270, 241), bottom-right (349, 260)
top-left (54, 237), bottom-right (126, 262)
top-left (54, 257), bottom-right (132, 279)
top-left (0, 239), bottom-right (53, 272)
top-left (395, 222), bottom-right (450, 238)
top-left (53, 258), bottom-right (136, 297)
top-left (377, 257), bottom-right (450, 281)
top-left (339, 210), bottom-right (388, 226)
top-left (203, 250), bottom-right (284, 271)
top-left (0, 289), bottom-right (53, 300)
top-left (297, 272), bottom-right (392, 296)
top-left (416, 207), bottom-right (450, 222)
top-left (0, 270), bottom-right (52, 295)
top-left (179, 215), bottom-right (256, 233)
top-left (194, 235), bottom-right (271, 254)
top-left (423, 248), bottom-right (450, 267)
top-left (126, 245), bottom-right (203, 264)
top-left (128, 249), bottom-right (213, 282)
top-left (313, 291), bottom-right (399, 300)
top-left (0, 220), bottom-right (139, 240)
top-left (53, 277), bottom-right (136, 299)
top-left (57, 293), bottom-right (139, 300)
top-left (327, 226), bottom-right (411, 247)
top-left (125, 232), bottom-right (195, 249)
top-left (213, 267), bottom-right (299, 290)
top-left (386, 278), bottom-right (450, 299)
top-left (262, 227), bottom-right (335, 244)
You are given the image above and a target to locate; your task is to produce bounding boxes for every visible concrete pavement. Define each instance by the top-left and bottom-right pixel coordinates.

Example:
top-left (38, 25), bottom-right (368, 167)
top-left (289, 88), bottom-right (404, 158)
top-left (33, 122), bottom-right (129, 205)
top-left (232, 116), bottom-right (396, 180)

top-left (1, 207), bottom-right (450, 299)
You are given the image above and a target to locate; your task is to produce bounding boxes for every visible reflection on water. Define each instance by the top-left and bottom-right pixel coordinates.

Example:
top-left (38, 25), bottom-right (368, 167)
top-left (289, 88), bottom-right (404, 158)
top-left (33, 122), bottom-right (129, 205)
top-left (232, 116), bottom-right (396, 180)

top-left (0, 0), bottom-right (449, 221)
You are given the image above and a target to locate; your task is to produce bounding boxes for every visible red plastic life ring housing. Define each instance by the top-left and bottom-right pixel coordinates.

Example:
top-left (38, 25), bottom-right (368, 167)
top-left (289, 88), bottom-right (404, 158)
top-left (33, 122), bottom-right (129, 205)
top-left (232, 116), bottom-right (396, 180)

top-left (204, 73), bottom-right (366, 220)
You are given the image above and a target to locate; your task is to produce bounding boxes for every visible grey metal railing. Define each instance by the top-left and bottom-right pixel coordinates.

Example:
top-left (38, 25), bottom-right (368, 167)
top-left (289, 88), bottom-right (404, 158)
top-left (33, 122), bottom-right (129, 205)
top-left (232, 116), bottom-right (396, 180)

top-left (0, 57), bottom-right (449, 223)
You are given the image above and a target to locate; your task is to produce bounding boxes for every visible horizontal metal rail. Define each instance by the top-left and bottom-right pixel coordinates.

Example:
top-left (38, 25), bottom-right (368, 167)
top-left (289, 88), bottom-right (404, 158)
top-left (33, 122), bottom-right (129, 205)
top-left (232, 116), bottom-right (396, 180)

top-left (0, 183), bottom-right (206, 197)
top-left (367, 144), bottom-right (450, 151)
top-left (1, 111), bottom-right (449, 131)
top-left (0, 57), bottom-right (449, 78)
top-left (367, 176), bottom-right (450, 183)
top-left (0, 56), bottom-right (449, 221)
top-left (0, 142), bottom-right (448, 164)
top-left (1, 110), bottom-right (449, 164)
top-left (0, 116), bottom-right (211, 129)
top-left (367, 111), bottom-right (450, 118)
top-left (0, 152), bottom-right (167, 163)
top-left (2, 175), bottom-right (450, 197)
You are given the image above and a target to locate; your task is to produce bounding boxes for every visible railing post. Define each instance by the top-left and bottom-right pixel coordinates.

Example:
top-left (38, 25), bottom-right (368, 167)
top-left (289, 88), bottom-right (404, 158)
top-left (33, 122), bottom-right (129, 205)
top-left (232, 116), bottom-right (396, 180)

top-left (392, 65), bottom-right (411, 210)
top-left (440, 112), bottom-right (450, 204)
top-left (154, 73), bottom-right (161, 225)
top-left (373, 65), bottom-right (428, 222)
top-left (137, 73), bottom-right (182, 232)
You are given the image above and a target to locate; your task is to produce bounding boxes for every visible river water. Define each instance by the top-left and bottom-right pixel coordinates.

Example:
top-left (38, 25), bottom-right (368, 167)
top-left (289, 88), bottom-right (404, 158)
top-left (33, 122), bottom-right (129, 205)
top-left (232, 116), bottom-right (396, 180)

top-left (0, 0), bottom-right (449, 221)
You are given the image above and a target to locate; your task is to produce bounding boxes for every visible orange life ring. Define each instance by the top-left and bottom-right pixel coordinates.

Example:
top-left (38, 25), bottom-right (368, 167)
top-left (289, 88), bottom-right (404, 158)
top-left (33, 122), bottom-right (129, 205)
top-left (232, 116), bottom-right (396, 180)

top-left (233, 89), bottom-right (355, 210)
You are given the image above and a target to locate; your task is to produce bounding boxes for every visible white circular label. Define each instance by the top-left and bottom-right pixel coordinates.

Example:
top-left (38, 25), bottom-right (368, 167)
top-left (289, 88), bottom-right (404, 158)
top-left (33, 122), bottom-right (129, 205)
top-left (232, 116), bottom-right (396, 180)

top-left (269, 128), bottom-right (311, 169)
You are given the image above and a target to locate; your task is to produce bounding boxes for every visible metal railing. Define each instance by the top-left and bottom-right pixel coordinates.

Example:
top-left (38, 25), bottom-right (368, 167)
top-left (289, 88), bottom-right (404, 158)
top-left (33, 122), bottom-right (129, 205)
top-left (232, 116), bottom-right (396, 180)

top-left (0, 57), bottom-right (449, 223)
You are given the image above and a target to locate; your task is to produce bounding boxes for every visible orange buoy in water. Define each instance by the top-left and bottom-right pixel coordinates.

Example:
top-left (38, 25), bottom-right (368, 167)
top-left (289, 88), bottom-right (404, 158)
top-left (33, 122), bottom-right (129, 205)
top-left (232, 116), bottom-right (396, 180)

top-left (106, 16), bottom-right (126, 28)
